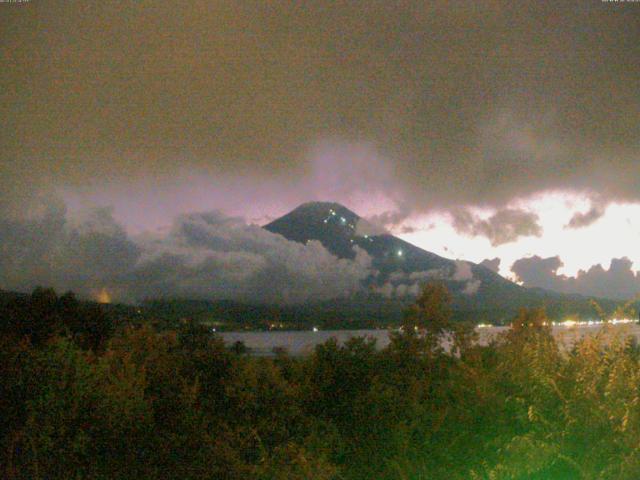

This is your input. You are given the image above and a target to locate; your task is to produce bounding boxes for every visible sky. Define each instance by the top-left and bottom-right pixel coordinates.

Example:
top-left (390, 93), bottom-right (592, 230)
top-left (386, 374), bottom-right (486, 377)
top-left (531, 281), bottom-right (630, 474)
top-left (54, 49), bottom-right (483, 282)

top-left (1, 1), bottom-right (640, 302)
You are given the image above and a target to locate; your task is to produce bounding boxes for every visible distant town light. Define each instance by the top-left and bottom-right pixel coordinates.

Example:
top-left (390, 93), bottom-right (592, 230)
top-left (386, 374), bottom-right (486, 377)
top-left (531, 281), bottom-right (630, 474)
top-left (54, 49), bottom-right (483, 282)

top-left (96, 287), bottom-right (111, 304)
top-left (551, 318), bottom-right (635, 327)
top-left (397, 249), bottom-right (403, 257)
top-left (611, 318), bottom-right (634, 325)
top-left (312, 326), bottom-right (319, 332)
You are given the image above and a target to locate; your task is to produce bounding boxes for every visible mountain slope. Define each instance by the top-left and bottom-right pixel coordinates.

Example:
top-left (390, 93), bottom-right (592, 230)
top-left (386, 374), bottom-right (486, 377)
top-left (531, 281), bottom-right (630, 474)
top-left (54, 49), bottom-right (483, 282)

top-left (265, 201), bottom-right (613, 321)
top-left (266, 202), bottom-right (519, 303)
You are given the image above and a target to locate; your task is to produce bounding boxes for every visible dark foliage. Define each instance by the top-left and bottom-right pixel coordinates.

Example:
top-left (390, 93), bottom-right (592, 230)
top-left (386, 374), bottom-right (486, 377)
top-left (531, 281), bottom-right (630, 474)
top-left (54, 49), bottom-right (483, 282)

top-left (1, 285), bottom-right (639, 479)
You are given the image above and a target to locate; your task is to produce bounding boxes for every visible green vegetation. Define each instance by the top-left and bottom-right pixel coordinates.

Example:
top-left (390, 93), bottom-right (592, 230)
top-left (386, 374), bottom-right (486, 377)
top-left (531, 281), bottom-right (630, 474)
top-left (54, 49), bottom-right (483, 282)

top-left (2, 285), bottom-right (640, 478)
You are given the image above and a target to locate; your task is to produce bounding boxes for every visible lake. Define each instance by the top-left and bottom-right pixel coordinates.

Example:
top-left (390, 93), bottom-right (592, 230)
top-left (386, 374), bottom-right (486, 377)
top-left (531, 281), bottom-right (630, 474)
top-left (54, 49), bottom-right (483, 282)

top-left (220, 322), bottom-right (640, 356)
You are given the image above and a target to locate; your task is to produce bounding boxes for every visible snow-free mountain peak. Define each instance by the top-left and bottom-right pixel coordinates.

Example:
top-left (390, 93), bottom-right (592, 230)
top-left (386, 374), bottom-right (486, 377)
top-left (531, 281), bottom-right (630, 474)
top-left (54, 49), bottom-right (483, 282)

top-left (265, 202), bottom-right (520, 304)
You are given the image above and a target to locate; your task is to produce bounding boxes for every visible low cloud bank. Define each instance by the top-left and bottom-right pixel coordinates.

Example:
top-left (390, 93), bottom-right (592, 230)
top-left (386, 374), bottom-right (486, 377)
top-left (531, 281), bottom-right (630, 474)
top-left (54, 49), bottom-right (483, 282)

top-left (0, 205), bottom-right (372, 304)
top-left (511, 255), bottom-right (640, 300)
top-left (374, 261), bottom-right (481, 299)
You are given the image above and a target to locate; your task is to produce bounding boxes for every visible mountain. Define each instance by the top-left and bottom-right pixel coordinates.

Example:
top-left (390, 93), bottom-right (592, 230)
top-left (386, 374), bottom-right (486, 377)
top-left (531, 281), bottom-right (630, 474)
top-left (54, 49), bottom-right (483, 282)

top-left (265, 202), bottom-right (519, 302)
top-left (265, 201), bottom-right (616, 323)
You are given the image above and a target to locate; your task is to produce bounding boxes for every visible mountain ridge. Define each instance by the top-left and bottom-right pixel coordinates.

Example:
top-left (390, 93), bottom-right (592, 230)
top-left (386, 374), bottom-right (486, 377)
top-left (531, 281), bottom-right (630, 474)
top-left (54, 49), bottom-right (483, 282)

top-left (265, 201), bottom-right (521, 302)
top-left (263, 201), bottom-right (619, 323)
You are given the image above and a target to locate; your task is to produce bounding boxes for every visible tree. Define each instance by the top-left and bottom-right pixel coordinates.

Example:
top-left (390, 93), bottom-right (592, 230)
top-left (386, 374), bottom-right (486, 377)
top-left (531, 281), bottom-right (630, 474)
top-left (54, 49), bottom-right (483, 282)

top-left (390, 282), bottom-right (453, 358)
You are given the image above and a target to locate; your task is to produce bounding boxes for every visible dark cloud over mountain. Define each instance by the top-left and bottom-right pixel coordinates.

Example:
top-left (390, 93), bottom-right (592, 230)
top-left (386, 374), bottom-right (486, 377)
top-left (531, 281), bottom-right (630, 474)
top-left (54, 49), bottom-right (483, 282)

top-left (1, 1), bottom-right (639, 217)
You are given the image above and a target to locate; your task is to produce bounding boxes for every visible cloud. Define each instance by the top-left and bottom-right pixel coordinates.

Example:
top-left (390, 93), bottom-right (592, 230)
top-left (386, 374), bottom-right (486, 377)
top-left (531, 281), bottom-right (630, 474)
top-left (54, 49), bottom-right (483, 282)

top-left (398, 225), bottom-right (419, 234)
top-left (377, 260), bottom-right (480, 299)
top-left (409, 270), bottom-right (444, 281)
top-left (2, 2), bottom-right (639, 220)
top-left (453, 261), bottom-right (481, 295)
top-left (365, 207), bottom-right (412, 229)
top-left (354, 204), bottom-right (416, 237)
top-left (129, 211), bottom-right (374, 304)
top-left (395, 283), bottom-right (409, 297)
top-left (463, 279), bottom-right (482, 295)
top-left (389, 271), bottom-right (408, 282)
top-left (374, 282), bottom-right (395, 299)
top-left (566, 203), bottom-right (607, 229)
top-left (480, 258), bottom-right (501, 273)
top-left (453, 261), bottom-right (473, 281)
top-left (0, 203), bottom-right (374, 304)
top-left (452, 208), bottom-right (543, 246)
top-left (511, 256), bottom-right (564, 291)
top-left (373, 281), bottom-right (422, 299)
top-left (354, 218), bottom-right (388, 237)
top-left (511, 255), bottom-right (640, 300)
top-left (0, 203), bottom-right (141, 296)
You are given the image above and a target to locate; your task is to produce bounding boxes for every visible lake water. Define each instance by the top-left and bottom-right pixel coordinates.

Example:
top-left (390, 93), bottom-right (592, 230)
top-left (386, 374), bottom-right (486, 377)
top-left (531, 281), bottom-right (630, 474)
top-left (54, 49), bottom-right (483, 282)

top-left (220, 323), bottom-right (640, 356)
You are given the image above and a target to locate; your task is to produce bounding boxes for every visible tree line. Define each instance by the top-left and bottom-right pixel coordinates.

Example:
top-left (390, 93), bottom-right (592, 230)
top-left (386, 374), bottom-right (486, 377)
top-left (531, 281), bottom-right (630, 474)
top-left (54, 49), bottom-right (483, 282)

top-left (2, 285), bottom-right (640, 479)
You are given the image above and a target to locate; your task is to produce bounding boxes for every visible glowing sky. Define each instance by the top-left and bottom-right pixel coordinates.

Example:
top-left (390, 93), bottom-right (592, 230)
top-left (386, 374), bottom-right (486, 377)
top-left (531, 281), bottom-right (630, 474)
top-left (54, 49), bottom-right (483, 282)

top-left (398, 194), bottom-right (640, 278)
